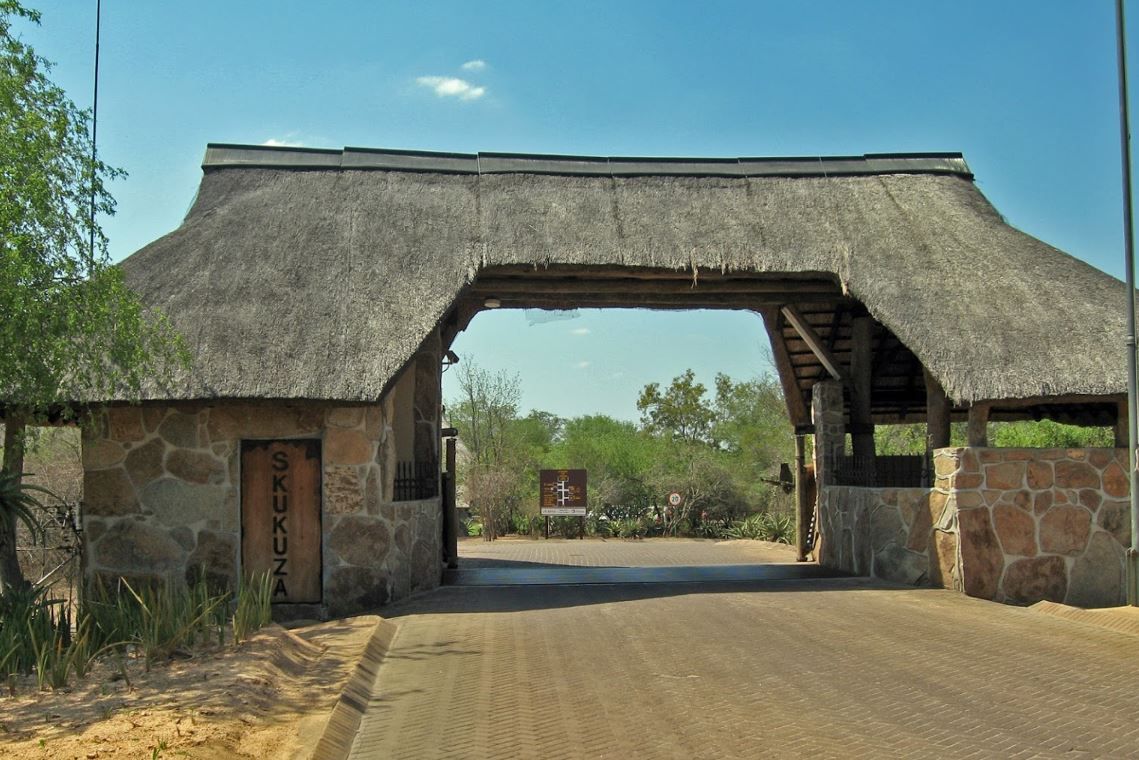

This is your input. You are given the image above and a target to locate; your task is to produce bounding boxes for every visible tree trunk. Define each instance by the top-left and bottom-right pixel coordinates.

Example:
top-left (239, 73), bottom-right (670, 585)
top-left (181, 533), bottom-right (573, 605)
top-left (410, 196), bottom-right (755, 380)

top-left (1, 417), bottom-right (29, 591)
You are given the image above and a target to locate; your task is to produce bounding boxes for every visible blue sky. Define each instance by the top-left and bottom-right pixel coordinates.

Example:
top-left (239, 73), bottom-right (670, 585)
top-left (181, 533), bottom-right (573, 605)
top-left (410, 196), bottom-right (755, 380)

top-left (14, 1), bottom-right (1133, 420)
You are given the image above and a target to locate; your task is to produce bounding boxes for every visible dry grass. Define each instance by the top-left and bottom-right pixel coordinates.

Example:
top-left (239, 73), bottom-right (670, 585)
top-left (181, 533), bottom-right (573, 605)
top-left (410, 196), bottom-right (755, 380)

top-left (0, 616), bottom-right (379, 759)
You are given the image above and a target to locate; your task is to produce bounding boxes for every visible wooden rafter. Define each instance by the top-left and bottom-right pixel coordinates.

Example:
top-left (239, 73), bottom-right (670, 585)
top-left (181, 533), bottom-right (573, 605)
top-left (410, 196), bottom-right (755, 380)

top-left (781, 305), bottom-right (844, 382)
top-left (760, 308), bottom-right (810, 429)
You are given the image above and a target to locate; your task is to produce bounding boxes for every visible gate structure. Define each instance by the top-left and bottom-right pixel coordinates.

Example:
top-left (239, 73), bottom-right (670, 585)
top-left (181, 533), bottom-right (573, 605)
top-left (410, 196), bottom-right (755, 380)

top-left (61, 144), bottom-right (1132, 615)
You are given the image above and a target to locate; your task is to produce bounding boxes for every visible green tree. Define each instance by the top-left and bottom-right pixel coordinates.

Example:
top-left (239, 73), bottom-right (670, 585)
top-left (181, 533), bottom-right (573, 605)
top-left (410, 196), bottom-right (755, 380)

top-left (648, 442), bottom-right (748, 534)
top-left (636, 368), bottom-right (715, 444)
top-left (0, 2), bottom-right (185, 589)
top-left (447, 361), bottom-right (529, 538)
top-left (712, 373), bottom-right (793, 477)
top-left (447, 360), bottom-right (520, 468)
top-left (550, 415), bottom-right (659, 516)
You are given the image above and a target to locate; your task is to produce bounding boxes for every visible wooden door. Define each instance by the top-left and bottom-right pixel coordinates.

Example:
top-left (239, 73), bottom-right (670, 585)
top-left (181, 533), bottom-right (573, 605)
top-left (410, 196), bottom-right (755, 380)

top-left (241, 440), bottom-right (322, 604)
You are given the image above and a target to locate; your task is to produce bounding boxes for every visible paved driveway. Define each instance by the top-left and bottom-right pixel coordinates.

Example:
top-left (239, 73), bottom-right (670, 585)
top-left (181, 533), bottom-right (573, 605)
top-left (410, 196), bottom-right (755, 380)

top-left (345, 542), bottom-right (1139, 759)
top-left (455, 536), bottom-right (800, 567)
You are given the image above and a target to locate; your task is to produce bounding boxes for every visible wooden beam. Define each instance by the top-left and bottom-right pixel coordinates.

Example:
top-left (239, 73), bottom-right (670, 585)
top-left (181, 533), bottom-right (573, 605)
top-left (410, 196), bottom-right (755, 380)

top-left (760, 308), bottom-right (810, 428)
top-left (924, 368), bottom-right (952, 450)
top-left (967, 403), bottom-right (990, 447)
top-left (470, 277), bottom-right (843, 296)
top-left (781, 305), bottom-right (844, 382)
top-left (979, 393), bottom-right (1127, 410)
top-left (469, 294), bottom-right (848, 309)
top-left (478, 264), bottom-right (843, 284)
top-left (814, 306), bottom-right (845, 382)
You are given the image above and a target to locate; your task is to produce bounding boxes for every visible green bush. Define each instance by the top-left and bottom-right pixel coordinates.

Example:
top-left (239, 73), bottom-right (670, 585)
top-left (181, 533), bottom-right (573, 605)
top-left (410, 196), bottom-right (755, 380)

top-left (611, 517), bottom-right (647, 539)
top-left (510, 513), bottom-right (537, 535)
top-left (723, 512), bottom-right (795, 544)
top-left (465, 521), bottom-right (483, 537)
top-left (549, 516), bottom-right (585, 538)
top-left (0, 470), bottom-right (49, 542)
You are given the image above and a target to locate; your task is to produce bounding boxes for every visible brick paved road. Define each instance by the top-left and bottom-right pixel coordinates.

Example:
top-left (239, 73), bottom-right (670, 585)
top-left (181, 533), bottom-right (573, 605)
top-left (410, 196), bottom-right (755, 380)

top-left (348, 554), bottom-right (1139, 758)
top-left (456, 536), bottom-right (799, 567)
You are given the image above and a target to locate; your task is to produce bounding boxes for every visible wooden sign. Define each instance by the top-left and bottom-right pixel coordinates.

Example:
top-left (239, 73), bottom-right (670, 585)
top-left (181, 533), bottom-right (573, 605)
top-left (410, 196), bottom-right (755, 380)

top-left (241, 440), bottom-right (322, 604)
top-left (539, 469), bottom-right (587, 516)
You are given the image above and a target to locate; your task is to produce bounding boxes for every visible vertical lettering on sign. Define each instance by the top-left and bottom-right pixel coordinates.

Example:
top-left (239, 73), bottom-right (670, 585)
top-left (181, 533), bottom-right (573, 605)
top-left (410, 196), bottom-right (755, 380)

top-left (271, 449), bottom-right (289, 599)
top-left (242, 439), bottom-right (321, 605)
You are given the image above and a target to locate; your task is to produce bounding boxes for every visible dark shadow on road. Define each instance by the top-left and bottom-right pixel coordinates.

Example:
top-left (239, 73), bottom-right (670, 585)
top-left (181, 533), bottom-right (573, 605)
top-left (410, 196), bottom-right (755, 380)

top-left (451, 558), bottom-right (619, 570)
top-left (444, 561), bottom-right (837, 587)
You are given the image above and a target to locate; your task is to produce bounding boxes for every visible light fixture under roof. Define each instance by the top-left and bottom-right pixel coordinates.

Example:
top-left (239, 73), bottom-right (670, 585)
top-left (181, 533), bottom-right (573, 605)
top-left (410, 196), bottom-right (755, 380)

top-left (484, 297), bottom-right (501, 309)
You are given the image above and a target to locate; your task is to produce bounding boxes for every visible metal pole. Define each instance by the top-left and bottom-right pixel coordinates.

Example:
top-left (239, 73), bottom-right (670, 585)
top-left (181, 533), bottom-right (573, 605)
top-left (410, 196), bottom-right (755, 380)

top-left (88, 0), bottom-right (101, 266)
top-left (1115, 0), bottom-right (1139, 605)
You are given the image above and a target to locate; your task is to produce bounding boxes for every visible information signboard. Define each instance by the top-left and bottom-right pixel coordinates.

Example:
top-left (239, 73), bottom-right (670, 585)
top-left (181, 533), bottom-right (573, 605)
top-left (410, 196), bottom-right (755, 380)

top-left (539, 469), bottom-right (587, 516)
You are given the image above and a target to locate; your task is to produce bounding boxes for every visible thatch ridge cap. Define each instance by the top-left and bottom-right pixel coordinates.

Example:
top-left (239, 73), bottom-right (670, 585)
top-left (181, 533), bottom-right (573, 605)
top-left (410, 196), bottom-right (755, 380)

top-left (200, 143), bottom-right (973, 179)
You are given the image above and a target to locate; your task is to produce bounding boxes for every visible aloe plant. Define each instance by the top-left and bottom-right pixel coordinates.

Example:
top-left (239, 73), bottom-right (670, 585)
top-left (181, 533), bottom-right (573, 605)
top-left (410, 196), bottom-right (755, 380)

top-left (0, 470), bottom-right (49, 543)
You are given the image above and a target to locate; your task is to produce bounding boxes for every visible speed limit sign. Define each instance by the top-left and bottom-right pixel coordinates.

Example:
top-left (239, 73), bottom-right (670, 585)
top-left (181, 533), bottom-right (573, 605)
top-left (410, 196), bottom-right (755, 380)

top-left (667, 491), bottom-right (683, 507)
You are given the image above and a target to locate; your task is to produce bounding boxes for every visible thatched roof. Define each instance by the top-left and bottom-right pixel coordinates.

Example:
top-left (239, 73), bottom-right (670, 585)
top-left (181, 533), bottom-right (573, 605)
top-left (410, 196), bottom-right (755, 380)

top-left (119, 144), bottom-right (1128, 419)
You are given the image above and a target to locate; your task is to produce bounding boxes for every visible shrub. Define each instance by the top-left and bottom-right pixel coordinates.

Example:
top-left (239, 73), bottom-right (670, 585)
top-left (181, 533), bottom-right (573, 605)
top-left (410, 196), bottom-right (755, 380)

top-left (723, 512), bottom-right (795, 544)
top-left (0, 470), bottom-right (49, 542)
top-left (510, 513), bottom-right (540, 536)
top-left (611, 517), bottom-right (647, 539)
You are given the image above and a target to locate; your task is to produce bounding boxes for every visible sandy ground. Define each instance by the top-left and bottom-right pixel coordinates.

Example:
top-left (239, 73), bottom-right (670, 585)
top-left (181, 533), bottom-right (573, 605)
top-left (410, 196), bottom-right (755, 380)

top-left (0, 616), bottom-right (377, 760)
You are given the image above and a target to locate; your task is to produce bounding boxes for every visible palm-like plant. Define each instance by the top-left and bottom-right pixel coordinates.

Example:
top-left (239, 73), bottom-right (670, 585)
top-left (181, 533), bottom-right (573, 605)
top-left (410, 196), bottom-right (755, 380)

top-left (0, 471), bottom-right (48, 544)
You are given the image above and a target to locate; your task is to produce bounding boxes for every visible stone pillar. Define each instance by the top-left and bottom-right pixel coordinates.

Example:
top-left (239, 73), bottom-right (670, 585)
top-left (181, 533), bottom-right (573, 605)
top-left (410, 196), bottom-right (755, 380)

top-left (811, 380), bottom-right (845, 488)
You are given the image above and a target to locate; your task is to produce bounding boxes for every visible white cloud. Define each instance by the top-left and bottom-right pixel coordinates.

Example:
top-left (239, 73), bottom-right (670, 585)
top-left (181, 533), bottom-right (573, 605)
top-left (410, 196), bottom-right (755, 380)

top-left (416, 76), bottom-right (486, 101)
top-left (260, 137), bottom-right (305, 147)
top-left (461, 59), bottom-right (487, 71)
top-left (576, 360), bottom-right (591, 369)
top-left (570, 327), bottom-right (591, 336)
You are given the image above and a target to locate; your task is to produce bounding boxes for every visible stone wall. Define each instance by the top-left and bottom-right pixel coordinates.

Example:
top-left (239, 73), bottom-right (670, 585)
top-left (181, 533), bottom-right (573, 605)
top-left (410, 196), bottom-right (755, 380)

top-left (817, 486), bottom-right (959, 590)
top-left (935, 447), bottom-right (1129, 608)
top-left (817, 445), bottom-right (1129, 608)
top-left (82, 395), bottom-right (442, 616)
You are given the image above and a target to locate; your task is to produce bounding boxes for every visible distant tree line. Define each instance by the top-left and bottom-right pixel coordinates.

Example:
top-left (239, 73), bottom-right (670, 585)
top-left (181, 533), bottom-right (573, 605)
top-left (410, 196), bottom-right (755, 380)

top-left (447, 361), bottom-right (795, 540)
top-left (448, 359), bottom-right (1116, 541)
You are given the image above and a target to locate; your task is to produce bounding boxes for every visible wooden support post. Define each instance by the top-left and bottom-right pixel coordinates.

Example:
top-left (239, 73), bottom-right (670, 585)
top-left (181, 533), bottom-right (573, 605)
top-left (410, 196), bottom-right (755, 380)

top-left (924, 369), bottom-right (951, 486)
top-left (443, 437), bottom-right (458, 569)
top-left (1117, 399), bottom-right (1130, 448)
top-left (967, 403), bottom-right (990, 447)
top-left (850, 316), bottom-right (875, 485)
top-left (794, 434), bottom-right (810, 562)
top-left (924, 369), bottom-right (952, 450)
